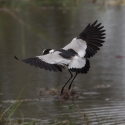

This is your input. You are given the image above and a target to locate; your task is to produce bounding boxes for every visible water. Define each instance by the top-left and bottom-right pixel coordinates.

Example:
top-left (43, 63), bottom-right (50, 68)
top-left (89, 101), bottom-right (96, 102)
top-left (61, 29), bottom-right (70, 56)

top-left (0, 1), bottom-right (125, 124)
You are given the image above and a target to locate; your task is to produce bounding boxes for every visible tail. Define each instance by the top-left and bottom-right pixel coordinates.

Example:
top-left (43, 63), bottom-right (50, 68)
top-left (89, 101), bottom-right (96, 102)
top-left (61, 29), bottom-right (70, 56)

top-left (14, 56), bottom-right (19, 60)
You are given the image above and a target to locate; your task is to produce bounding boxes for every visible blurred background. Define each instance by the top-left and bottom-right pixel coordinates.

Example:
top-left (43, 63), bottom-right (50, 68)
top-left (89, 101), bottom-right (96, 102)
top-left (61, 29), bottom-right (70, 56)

top-left (0, 0), bottom-right (125, 124)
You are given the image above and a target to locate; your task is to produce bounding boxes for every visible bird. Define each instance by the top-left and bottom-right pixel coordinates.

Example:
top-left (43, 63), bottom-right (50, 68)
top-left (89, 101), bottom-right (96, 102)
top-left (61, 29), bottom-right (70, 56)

top-left (14, 20), bottom-right (106, 95)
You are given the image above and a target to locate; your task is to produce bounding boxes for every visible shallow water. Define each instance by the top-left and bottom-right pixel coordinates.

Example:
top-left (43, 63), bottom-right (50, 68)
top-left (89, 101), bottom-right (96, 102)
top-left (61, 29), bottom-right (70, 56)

top-left (0, 1), bottom-right (125, 124)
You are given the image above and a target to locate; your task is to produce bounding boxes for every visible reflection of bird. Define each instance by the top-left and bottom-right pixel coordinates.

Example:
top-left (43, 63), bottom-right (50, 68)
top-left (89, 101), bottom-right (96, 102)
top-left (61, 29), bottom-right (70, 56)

top-left (15, 20), bottom-right (106, 95)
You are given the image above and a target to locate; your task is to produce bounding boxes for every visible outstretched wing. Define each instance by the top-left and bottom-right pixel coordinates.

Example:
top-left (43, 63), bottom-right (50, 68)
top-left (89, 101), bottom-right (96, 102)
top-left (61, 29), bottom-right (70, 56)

top-left (15, 51), bottom-right (70, 72)
top-left (63, 20), bottom-right (106, 58)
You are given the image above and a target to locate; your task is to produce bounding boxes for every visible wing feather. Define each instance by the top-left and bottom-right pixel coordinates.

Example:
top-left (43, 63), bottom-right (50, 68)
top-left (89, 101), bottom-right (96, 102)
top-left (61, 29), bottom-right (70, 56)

top-left (63, 39), bottom-right (87, 58)
top-left (16, 51), bottom-right (70, 72)
top-left (63, 20), bottom-right (105, 58)
top-left (77, 20), bottom-right (106, 58)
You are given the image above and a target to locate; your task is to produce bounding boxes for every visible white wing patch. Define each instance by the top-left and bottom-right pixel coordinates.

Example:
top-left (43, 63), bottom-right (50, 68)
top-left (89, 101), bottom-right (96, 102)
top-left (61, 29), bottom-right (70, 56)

top-left (37, 51), bottom-right (71, 65)
top-left (68, 56), bottom-right (86, 69)
top-left (63, 38), bottom-right (87, 58)
top-left (73, 37), bottom-right (77, 40)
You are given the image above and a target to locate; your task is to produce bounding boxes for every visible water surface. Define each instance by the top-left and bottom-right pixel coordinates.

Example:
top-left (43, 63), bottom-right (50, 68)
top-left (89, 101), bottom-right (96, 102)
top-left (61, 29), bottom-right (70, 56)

top-left (0, 1), bottom-right (125, 124)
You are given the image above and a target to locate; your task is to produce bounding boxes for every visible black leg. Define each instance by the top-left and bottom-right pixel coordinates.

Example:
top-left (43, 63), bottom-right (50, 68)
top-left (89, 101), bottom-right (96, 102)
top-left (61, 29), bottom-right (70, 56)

top-left (60, 70), bottom-right (73, 95)
top-left (68, 73), bottom-right (77, 91)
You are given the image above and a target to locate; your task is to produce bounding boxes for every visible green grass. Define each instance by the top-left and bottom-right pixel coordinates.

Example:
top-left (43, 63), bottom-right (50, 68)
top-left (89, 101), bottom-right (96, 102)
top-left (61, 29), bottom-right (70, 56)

top-left (0, 84), bottom-right (28, 124)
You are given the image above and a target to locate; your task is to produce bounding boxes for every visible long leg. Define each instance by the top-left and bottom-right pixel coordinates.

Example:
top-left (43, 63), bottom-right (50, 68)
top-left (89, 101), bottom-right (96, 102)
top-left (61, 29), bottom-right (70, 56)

top-left (60, 70), bottom-right (73, 95)
top-left (68, 72), bottom-right (77, 91)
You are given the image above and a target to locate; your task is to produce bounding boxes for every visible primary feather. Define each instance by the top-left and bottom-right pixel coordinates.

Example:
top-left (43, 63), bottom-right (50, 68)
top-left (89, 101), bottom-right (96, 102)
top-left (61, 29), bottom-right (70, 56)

top-left (22, 51), bottom-right (71, 72)
top-left (63, 20), bottom-right (105, 59)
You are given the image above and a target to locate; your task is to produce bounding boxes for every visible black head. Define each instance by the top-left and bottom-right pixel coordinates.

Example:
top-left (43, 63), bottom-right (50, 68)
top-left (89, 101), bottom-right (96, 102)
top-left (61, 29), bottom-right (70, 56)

top-left (42, 49), bottom-right (54, 55)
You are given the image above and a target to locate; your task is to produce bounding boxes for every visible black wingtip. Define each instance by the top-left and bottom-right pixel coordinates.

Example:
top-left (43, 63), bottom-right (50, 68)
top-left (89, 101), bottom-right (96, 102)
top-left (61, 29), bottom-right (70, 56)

top-left (95, 20), bottom-right (98, 23)
top-left (14, 56), bottom-right (19, 60)
top-left (91, 20), bottom-right (98, 26)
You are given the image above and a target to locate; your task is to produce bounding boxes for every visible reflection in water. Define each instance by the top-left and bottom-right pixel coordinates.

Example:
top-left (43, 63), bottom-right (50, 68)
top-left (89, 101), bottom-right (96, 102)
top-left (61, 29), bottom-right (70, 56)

top-left (0, 1), bottom-right (125, 124)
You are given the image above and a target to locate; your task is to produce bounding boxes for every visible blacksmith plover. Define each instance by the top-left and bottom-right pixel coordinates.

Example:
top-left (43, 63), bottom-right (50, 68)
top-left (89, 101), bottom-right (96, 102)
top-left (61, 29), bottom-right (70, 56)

top-left (15, 20), bottom-right (106, 95)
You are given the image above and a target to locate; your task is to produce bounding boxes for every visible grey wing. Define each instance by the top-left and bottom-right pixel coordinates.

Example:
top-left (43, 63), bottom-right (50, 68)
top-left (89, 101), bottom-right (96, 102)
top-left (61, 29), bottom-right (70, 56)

top-left (21, 51), bottom-right (70, 72)
top-left (77, 20), bottom-right (106, 58)
top-left (63, 38), bottom-right (87, 58)
top-left (63, 20), bottom-right (106, 58)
